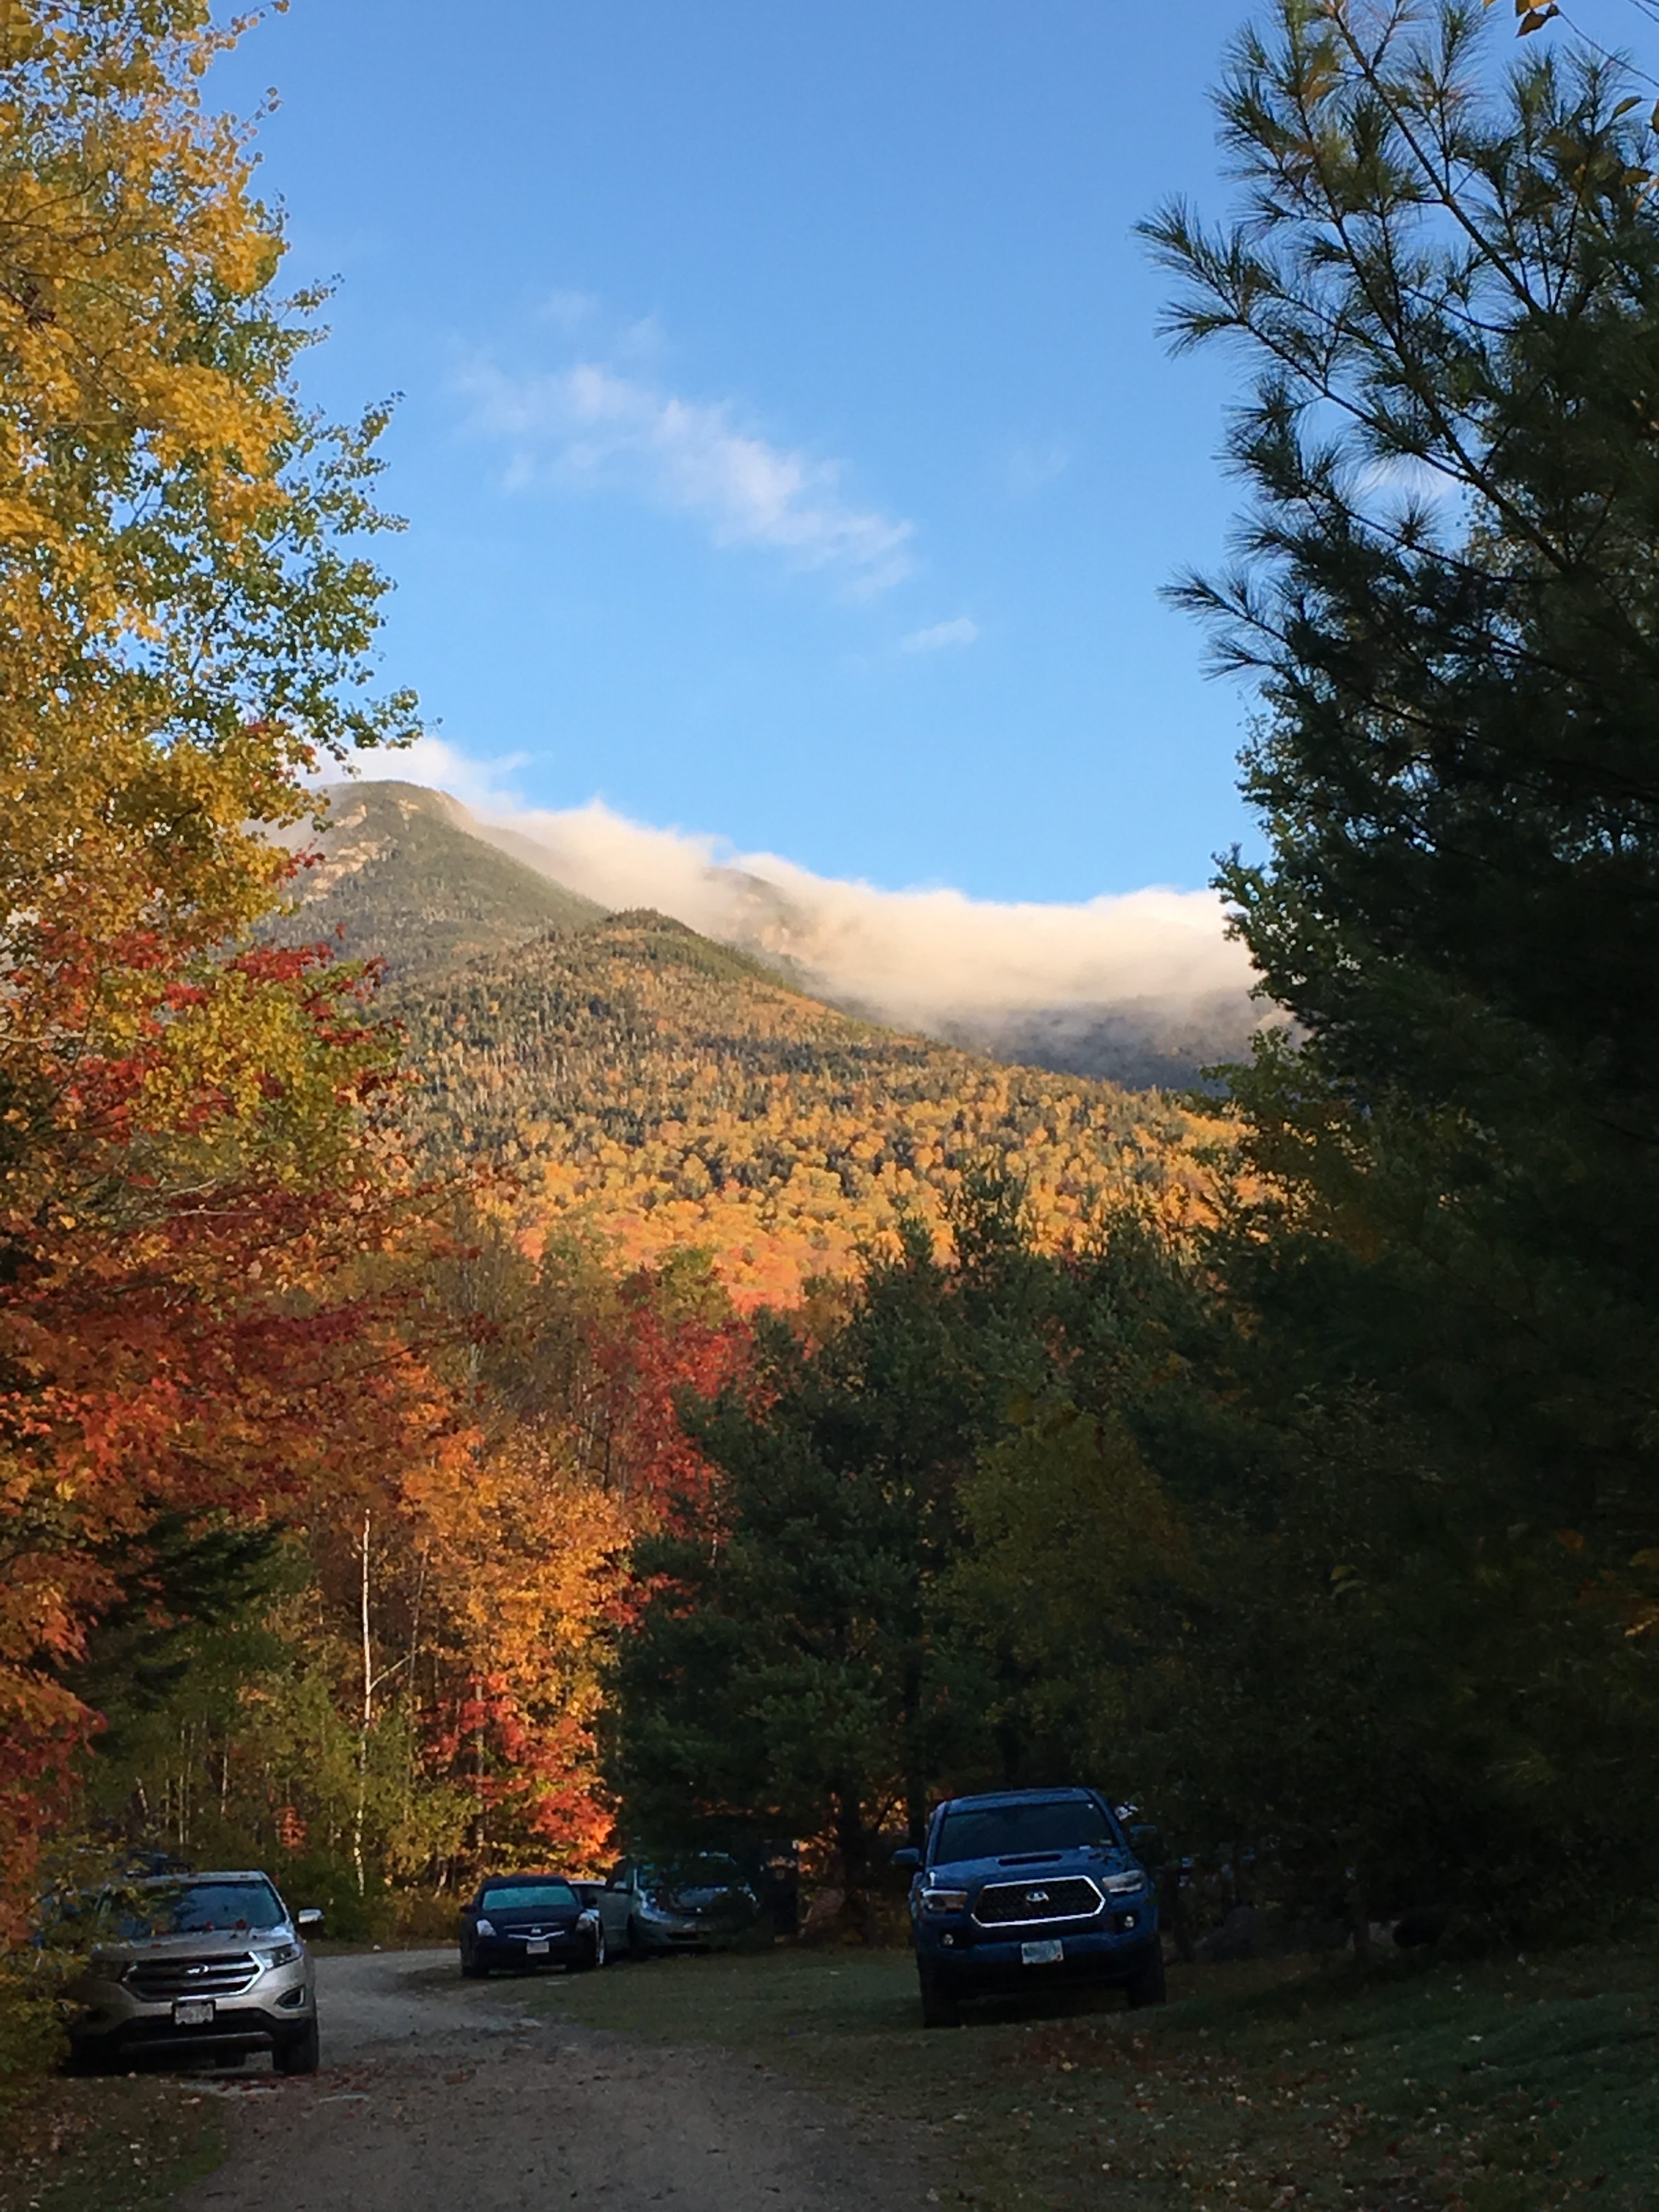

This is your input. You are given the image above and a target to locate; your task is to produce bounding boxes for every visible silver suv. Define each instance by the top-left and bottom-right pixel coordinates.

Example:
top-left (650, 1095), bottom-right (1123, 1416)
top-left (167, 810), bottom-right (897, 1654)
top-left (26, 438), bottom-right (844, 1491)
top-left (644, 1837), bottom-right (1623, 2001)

top-left (65, 1870), bottom-right (323, 2074)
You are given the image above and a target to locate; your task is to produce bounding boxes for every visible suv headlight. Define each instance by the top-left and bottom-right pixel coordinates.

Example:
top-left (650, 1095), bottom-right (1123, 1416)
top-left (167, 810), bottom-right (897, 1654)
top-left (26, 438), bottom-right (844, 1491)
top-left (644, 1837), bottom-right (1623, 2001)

top-left (256, 1942), bottom-right (302, 1969)
top-left (1101, 1871), bottom-right (1146, 1897)
top-left (919, 1888), bottom-right (969, 1915)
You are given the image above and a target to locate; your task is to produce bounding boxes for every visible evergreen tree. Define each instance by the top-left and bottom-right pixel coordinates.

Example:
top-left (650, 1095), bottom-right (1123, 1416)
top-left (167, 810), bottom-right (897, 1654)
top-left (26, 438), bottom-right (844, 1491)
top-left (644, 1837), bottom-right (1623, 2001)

top-left (1144, 0), bottom-right (1659, 1559)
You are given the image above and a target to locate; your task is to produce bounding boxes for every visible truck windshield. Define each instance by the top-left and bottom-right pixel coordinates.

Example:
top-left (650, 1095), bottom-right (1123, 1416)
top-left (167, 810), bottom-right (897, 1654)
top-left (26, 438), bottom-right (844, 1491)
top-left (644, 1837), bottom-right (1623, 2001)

top-left (935, 1801), bottom-right (1115, 1863)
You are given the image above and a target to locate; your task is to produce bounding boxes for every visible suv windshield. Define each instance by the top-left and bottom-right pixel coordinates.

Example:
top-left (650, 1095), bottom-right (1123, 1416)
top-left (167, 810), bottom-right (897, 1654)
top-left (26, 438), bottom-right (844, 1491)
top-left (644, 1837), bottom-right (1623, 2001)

top-left (111, 1880), bottom-right (285, 1937)
top-left (481, 1882), bottom-right (577, 1911)
top-left (935, 1801), bottom-right (1115, 1863)
top-left (643, 1855), bottom-right (742, 1889)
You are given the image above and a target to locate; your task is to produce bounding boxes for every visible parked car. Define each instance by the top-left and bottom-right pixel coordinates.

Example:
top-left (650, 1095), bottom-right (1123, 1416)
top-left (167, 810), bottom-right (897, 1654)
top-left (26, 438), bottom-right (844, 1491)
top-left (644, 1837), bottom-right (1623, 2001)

top-left (591, 1853), bottom-right (760, 1956)
top-left (895, 1787), bottom-right (1164, 2027)
top-left (459, 1874), bottom-right (605, 1976)
top-left (64, 1870), bottom-right (323, 2073)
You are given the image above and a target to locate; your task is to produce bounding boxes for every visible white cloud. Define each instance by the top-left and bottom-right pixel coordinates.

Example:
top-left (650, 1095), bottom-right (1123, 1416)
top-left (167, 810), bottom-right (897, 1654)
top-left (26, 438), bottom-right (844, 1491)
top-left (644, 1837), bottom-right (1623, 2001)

top-left (461, 357), bottom-right (914, 592)
top-left (1005, 436), bottom-right (1073, 498)
top-left (339, 736), bottom-right (529, 817)
top-left (901, 616), bottom-right (979, 654)
top-left (538, 289), bottom-right (597, 332)
top-left (484, 795), bottom-right (1250, 1024)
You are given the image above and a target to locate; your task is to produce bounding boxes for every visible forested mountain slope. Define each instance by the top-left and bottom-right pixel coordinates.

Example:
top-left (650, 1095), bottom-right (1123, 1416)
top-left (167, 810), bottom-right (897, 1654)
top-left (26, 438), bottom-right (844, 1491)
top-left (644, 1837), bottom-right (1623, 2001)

top-left (270, 781), bottom-right (606, 984)
top-left (398, 910), bottom-right (1224, 1304)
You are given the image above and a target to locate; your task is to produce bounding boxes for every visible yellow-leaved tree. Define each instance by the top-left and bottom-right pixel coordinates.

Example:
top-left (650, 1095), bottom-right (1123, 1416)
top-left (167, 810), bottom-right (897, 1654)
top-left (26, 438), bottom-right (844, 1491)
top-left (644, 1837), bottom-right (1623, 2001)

top-left (0, 0), bottom-right (427, 1932)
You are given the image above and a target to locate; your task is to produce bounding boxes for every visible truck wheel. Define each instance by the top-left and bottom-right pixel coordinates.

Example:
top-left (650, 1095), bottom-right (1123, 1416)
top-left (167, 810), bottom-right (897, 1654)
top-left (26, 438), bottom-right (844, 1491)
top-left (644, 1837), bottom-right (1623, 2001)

top-left (1126, 1946), bottom-right (1167, 2009)
top-left (918, 1963), bottom-right (961, 2028)
top-left (275, 2017), bottom-right (320, 2075)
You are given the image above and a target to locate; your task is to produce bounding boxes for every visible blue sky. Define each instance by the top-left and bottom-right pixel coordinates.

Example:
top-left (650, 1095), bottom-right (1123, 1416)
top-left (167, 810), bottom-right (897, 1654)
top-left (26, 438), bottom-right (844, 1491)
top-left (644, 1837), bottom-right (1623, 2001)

top-left (221, 2), bottom-right (1273, 903)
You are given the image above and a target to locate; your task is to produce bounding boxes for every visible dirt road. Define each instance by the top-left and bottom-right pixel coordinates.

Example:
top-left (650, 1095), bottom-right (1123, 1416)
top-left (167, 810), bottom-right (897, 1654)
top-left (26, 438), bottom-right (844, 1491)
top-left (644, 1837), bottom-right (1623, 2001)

top-left (183, 1949), bottom-right (940, 2212)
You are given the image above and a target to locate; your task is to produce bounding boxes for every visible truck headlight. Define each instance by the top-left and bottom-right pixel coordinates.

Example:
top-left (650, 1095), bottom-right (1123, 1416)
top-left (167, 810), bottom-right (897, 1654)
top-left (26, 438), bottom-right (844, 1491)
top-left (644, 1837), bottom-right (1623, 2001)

top-left (919, 1888), bottom-right (969, 1915)
top-left (1101, 1872), bottom-right (1146, 1897)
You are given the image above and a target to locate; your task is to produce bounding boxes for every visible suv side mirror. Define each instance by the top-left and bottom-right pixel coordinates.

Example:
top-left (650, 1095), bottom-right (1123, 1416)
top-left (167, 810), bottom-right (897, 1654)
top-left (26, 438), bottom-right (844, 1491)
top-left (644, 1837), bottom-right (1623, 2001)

top-left (891, 1846), bottom-right (921, 1871)
top-left (296, 1908), bottom-right (325, 1932)
top-left (1129, 1825), bottom-right (1166, 1870)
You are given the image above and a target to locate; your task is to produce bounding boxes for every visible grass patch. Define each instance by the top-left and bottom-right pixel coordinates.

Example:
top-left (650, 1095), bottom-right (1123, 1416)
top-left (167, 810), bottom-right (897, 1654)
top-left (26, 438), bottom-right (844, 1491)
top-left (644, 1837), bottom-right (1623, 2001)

top-left (0, 2074), bottom-right (224, 2212)
top-left (533, 1938), bottom-right (1659, 2209)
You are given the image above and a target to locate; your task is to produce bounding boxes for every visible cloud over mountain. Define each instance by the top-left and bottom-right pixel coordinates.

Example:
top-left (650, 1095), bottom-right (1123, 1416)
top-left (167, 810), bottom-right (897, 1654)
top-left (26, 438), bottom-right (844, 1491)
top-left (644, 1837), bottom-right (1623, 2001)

top-left (340, 745), bottom-right (1261, 1087)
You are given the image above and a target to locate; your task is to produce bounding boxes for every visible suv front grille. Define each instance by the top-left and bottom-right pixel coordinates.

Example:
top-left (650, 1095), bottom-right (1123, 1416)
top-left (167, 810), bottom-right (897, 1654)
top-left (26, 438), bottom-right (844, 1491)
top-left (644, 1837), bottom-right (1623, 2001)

top-left (125, 1953), bottom-right (261, 2002)
top-left (973, 1877), bottom-right (1103, 1927)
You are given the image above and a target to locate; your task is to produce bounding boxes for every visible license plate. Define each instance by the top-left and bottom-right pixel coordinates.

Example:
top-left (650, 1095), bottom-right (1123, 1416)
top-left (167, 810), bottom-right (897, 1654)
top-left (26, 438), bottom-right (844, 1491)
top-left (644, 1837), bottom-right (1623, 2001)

top-left (526, 1938), bottom-right (550, 1956)
top-left (1021, 1939), bottom-right (1064, 1966)
top-left (172, 1998), bottom-right (215, 2026)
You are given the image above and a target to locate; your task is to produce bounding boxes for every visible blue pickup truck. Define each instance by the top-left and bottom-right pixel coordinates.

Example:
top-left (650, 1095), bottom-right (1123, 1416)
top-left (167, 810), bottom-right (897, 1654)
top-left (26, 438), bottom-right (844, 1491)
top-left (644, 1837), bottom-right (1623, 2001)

top-left (895, 1786), bottom-right (1165, 2027)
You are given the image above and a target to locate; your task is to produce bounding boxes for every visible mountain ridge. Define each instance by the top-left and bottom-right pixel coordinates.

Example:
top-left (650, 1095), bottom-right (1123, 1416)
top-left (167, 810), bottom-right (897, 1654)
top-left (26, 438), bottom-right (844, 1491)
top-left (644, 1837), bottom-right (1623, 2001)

top-left (301, 778), bottom-right (1256, 1088)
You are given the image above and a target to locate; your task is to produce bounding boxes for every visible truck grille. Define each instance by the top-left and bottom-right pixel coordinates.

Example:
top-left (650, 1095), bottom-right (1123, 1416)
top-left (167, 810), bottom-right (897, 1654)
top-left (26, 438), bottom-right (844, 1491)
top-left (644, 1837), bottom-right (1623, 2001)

top-left (973, 1877), bottom-right (1103, 1927)
top-left (125, 1953), bottom-right (261, 2002)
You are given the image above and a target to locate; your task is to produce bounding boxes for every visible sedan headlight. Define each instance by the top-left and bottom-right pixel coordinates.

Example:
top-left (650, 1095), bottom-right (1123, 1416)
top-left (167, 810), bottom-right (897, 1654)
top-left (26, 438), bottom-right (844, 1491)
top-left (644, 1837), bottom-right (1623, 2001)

top-left (919, 1887), bottom-right (969, 1915)
top-left (474, 1916), bottom-right (496, 1938)
top-left (1101, 1871), bottom-right (1147, 1897)
top-left (256, 1941), bottom-right (302, 1969)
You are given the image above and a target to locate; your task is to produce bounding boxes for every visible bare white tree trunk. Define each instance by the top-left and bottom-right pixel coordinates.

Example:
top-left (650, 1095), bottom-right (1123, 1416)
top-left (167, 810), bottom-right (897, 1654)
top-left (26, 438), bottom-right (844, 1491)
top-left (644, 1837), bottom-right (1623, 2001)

top-left (354, 1509), bottom-right (372, 1899)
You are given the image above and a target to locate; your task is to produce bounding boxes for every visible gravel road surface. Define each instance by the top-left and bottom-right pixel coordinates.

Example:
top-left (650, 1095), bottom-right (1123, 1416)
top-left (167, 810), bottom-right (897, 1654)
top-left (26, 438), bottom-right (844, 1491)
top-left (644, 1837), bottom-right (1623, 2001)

top-left (183, 1950), bottom-right (939, 2212)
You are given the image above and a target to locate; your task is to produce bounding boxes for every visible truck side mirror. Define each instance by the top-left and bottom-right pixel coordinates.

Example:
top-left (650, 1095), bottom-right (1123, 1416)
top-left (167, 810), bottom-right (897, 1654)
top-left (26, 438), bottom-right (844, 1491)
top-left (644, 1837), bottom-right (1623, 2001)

top-left (891, 1846), bottom-right (921, 1871)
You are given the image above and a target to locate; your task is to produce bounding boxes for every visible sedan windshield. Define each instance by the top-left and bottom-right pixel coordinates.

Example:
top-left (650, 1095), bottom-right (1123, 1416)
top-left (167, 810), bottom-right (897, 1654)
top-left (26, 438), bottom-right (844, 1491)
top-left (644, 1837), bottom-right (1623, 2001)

top-left (113, 1880), bottom-right (285, 1937)
top-left (480, 1882), bottom-right (577, 1912)
top-left (935, 1801), bottom-right (1115, 1863)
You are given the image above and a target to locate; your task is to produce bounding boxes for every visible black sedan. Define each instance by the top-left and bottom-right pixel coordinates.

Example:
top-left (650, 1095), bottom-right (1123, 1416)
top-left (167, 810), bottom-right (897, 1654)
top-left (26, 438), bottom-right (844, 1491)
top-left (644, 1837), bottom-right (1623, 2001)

top-left (459, 1875), bottom-right (605, 1977)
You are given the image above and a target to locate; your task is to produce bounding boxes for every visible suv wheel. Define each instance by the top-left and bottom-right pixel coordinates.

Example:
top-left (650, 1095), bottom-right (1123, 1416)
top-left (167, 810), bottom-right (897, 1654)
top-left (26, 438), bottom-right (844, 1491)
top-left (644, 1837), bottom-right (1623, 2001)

top-left (275, 2017), bottom-right (320, 2075)
top-left (1126, 1946), bottom-right (1167, 2010)
top-left (918, 1963), bottom-right (961, 2028)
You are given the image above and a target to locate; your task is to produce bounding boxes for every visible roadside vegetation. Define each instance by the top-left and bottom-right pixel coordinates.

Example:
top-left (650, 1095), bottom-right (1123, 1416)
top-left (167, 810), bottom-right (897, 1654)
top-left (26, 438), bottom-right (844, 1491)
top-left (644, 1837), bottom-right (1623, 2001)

top-left (543, 1940), bottom-right (1659, 2210)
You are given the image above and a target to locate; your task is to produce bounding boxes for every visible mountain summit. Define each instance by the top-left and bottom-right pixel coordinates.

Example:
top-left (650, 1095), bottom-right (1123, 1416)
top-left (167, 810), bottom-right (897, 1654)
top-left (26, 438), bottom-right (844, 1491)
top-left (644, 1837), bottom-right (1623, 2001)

top-left (272, 781), bottom-right (605, 984)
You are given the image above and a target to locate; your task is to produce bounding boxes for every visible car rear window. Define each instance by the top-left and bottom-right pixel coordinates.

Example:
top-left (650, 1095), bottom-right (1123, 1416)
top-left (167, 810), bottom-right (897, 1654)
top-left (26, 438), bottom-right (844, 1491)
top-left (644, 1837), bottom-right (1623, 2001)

top-left (481, 1882), bottom-right (578, 1910)
top-left (934, 1801), bottom-right (1115, 1863)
